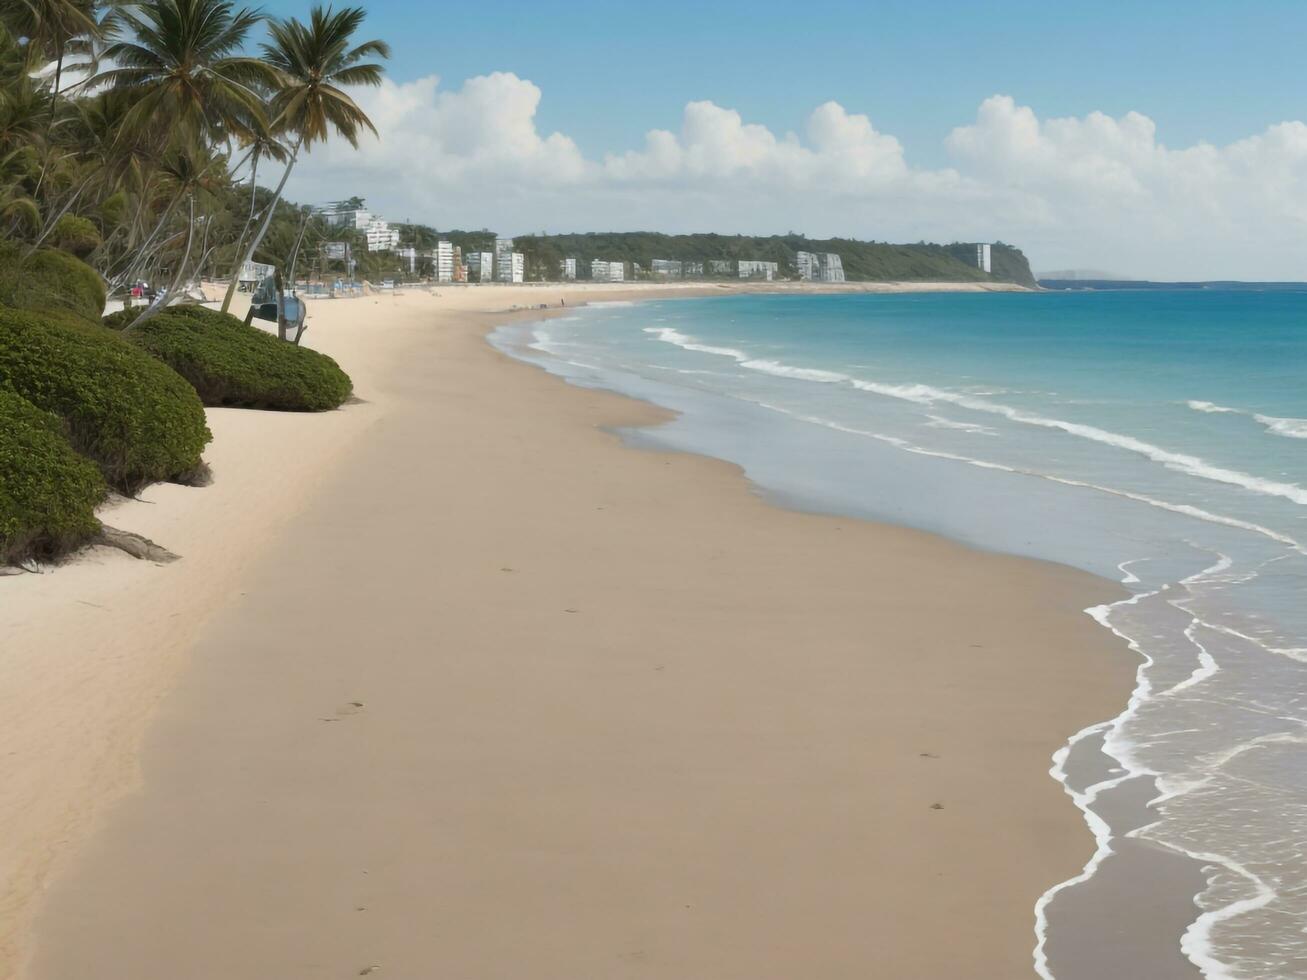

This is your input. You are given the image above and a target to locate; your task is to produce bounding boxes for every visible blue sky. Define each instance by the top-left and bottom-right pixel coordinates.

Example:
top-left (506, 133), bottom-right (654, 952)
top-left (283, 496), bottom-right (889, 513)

top-left (266, 0), bottom-right (1305, 167)
top-left (278, 0), bottom-right (1307, 278)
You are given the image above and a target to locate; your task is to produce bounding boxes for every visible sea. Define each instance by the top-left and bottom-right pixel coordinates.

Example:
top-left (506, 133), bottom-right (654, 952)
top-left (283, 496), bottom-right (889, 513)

top-left (491, 289), bottom-right (1307, 979)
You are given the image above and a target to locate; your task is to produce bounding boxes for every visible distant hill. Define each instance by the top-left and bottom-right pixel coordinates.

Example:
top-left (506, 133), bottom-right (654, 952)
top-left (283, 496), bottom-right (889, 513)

top-left (511, 233), bottom-right (1037, 286)
top-left (391, 226), bottom-right (1037, 286)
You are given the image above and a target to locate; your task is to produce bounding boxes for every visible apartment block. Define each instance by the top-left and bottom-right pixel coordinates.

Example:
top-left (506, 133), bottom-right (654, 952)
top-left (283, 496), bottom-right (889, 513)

top-left (738, 260), bottom-right (779, 280)
top-left (591, 259), bottom-right (625, 282)
top-left (435, 240), bottom-right (454, 282)
top-left (819, 253), bottom-right (845, 282)
top-left (466, 251), bottom-right (494, 282)
top-left (494, 238), bottom-right (515, 282)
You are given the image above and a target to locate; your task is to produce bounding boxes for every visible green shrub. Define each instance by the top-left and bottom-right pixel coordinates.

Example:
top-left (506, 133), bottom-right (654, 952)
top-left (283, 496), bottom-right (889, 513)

top-left (126, 305), bottom-right (353, 411)
top-left (50, 215), bottom-right (102, 258)
top-left (0, 241), bottom-right (106, 322)
top-left (102, 307), bottom-right (142, 330)
top-left (0, 386), bottom-right (106, 564)
top-left (0, 308), bottom-right (211, 493)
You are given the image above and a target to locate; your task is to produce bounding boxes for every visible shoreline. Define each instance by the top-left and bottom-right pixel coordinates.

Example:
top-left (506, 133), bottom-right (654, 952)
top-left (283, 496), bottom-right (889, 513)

top-left (7, 282), bottom-right (1130, 979)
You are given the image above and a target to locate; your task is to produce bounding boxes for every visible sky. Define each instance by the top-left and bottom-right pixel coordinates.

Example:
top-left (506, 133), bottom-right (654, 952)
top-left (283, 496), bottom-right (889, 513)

top-left (263, 0), bottom-right (1307, 280)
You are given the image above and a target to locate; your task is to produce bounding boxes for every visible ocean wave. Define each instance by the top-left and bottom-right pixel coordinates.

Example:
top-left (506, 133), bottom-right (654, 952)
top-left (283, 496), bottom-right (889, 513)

top-left (746, 401), bottom-right (1306, 554)
top-left (1186, 400), bottom-right (1307, 440)
top-left (924, 415), bottom-right (998, 435)
top-left (645, 326), bottom-right (1307, 506)
top-left (644, 326), bottom-right (749, 360)
top-left (739, 359), bottom-right (849, 383)
top-left (1188, 400), bottom-right (1237, 414)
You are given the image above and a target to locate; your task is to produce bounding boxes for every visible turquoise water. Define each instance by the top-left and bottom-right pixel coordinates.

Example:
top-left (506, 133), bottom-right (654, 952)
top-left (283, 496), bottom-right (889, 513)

top-left (494, 290), bottom-right (1307, 979)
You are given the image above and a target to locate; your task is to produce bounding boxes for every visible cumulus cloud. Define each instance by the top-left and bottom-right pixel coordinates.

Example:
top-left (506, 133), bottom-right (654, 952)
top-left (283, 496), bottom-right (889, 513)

top-left (287, 77), bottom-right (1307, 279)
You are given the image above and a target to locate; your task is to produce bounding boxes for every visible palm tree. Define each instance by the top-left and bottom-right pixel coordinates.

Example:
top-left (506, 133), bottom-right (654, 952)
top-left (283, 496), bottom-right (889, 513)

top-left (92, 0), bottom-right (275, 148)
top-left (0, 0), bottom-right (99, 98)
top-left (220, 3), bottom-right (387, 312)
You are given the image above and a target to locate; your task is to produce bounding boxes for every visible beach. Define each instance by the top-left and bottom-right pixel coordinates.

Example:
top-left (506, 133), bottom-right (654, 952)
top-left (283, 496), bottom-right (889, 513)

top-left (2, 282), bottom-right (1133, 979)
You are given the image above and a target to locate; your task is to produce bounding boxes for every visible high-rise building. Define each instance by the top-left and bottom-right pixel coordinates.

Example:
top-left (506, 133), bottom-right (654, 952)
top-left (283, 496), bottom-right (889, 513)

top-left (466, 251), bottom-right (494, 282)
top-left (795, 251), bottom-right (820, 281)
top-left (452, 246), bottom-right (466, 282)
top-left (509, 252), bottom-right (525, 283)
top-left (494, 238), bottom-right (515, 282)
top-left (819, 253), bottom-right (845, 282)
top-left (976, 243), bottom-right (992, 274)
top-left (435, 240), bottom-right (454, 282)
top-left (397, 245), bottom-right (418, 273)
top-left (561, 257), bottom-right (577, 280)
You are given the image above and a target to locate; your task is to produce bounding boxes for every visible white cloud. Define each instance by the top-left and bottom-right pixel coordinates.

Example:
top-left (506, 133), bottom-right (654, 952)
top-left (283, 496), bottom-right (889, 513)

top-left (287, 77), bottom-right (1307, 280)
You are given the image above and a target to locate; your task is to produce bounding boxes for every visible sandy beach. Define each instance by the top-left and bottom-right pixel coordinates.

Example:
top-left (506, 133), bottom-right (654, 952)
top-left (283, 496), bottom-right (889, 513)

top-left (2, 281), bottom-right (1133, 979)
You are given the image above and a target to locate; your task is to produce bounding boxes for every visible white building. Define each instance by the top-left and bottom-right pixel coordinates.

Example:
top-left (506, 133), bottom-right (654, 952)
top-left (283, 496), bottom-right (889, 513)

top-left (591, 259), bottom-right (625, 282)
top-left (795, 251), bottom-right (820, 281)
top-left (466, 251), bottom-right (494, 282)
top-left (237, 260), bottom-right (274, 289)
top-left (320, 202), bottom-right (371, 230)
top-left (819, 253), bottom-right (845, 282)
top-left (708, 259), bottom-right (733, 276)
top-left (508, 252), bottom-right (525, 283)
top-left (365, 217), bottom-right (400, 252)
top-left (397, 245), bottom-right (418, 273)
top-left (976, 243), bottom-right (992, 274)
top-left (435, 240), bottom-right (455, 282)
top-left (683, 261), bottom-right (704, 277)
top-left (651, 259), bottom-right (682, 279)
top-left (738, 260), bottom-right (779, 281)
top-left (494, 238), bottom-right (515, 282)
top-left (561, 257), bottom-right (577, 280)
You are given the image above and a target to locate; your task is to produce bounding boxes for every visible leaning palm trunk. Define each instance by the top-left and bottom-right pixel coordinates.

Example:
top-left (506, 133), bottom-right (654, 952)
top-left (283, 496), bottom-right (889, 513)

top-left (115, 191), bottom-right (186, 290)
top-left (129, 195), bottom-right (197, 329)
top-left (26, 170), bottom-right (100, 253)
top-left (220, 135), bottom-right (302, 314)
top-left (214, 154), bottom-right (262, 308)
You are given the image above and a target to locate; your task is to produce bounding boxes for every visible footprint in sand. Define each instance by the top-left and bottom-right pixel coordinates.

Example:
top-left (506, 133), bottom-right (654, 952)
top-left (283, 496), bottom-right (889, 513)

top-left (320, 701), bottom-right (365, 722)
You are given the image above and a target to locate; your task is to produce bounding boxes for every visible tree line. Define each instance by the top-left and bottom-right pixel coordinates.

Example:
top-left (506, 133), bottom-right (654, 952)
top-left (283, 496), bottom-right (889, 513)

top-left (0, 0), bottom-right (388, 325)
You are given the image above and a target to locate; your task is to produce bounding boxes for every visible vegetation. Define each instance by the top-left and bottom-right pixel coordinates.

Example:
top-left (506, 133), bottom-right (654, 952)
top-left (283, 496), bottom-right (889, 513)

top-left (0, 0), bottom-right (387, 564)
top-left (101, 307), bottom-right (142, 330)
top-left (0, 307), bottom-right (211, 492)
top-left (220, 5), bottom-right (390, 312)
top-left (508, 232), bottom-right (1038, 286)
top-left (126, 305), bottom-right (352, 410)
top-left (0, 241), bottom-right (105, 321)
top-left (0, 0), bottom-right (389, 323)
top-left (0, 386), bottom-right (106, 564)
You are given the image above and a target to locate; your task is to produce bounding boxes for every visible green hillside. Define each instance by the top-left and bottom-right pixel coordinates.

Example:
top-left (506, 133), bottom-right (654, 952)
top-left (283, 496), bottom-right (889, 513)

top-left (507, 232), bottom-right (1036, 286)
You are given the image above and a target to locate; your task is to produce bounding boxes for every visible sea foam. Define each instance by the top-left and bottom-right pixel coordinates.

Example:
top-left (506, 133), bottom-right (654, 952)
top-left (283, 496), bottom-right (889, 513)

top-left (646, 326), bottom-right (1307, 507)
top-left (1186, 400), bottom-right (1307, 439)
